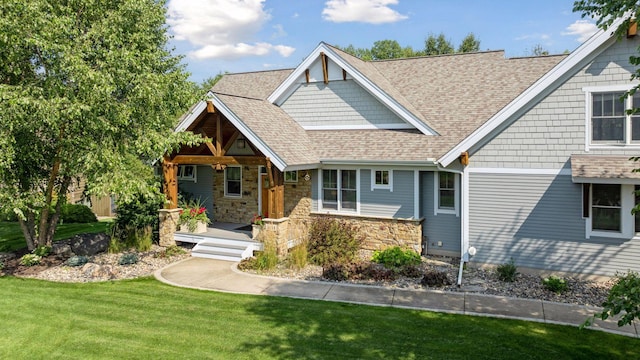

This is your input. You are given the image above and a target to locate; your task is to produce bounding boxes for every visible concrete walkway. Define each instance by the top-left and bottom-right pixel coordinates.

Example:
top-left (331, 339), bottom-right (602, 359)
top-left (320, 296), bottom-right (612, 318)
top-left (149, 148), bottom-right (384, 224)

top-left (155, 257), bottom-right (638, 338)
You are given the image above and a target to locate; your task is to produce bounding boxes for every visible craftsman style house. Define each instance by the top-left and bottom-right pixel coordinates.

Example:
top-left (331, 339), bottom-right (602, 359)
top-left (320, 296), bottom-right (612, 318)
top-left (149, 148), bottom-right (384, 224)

top-left (162, 20), bottom-right (640, 278)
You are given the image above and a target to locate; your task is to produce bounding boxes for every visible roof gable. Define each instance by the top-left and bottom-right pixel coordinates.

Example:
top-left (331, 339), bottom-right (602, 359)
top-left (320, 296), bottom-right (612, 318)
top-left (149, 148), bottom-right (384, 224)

top-left (267, 42), bottom-right (438, 135)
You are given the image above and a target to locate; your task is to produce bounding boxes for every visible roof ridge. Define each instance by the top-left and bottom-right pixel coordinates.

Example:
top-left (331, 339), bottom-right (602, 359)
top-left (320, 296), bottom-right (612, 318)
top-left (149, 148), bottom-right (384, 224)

top-left (213, 92), bottom-right (264, 101)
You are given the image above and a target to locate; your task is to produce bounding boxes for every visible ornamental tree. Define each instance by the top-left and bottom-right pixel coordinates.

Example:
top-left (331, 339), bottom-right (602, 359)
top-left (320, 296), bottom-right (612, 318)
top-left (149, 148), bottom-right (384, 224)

top-left (0, 0), bottom-right (202, 250)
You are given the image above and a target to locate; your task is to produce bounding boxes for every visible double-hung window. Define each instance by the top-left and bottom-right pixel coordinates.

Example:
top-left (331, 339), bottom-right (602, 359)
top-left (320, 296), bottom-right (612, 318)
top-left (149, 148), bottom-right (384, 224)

top-left (322, 169), bottom-right (358, 212)
top-left (587, 88), bottom-right (640, 146)
top-left (225, 166), bottom-right (241, 197)
top-left (434, 172), bottom-right (458, 216)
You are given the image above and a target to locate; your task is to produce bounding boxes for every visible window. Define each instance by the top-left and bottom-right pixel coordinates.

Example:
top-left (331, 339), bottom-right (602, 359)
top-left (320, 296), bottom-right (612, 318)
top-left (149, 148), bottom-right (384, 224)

top-left (176, 165), bottom-right (197, 182)
top-left (321, 169), bottom-right (358, 212)
top-left (589, 90), bottom-right (640, 145)
top-left (434, 172), bottom-right (458, 216)
top-left (591, 184), bottom-right (621, 231)
top-left (371, 170), bottom-right (392, 190)
top-left (225, 166), bottom-right (241, 197)
top-left (285, 171), bottom-right (298, 183)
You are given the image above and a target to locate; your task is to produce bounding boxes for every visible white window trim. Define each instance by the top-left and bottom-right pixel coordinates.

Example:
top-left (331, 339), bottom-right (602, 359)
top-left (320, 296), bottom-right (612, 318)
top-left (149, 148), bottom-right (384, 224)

top-left (224, 166), bottom-right (242, 198)
top-left (434, 171), bottom-right (459, 217)
top-left (583, 84), bottom-right (640, 151)
top-left (586, 183), bottom-right (634, 239)
top-left (318, 168), bottom-right (360, 214)
top-left (371, 169), bottom-right (393, 191)
top-left (177, 165), bottom-right (197, 182)
top-left (284, 170), bottom-right (298, 183)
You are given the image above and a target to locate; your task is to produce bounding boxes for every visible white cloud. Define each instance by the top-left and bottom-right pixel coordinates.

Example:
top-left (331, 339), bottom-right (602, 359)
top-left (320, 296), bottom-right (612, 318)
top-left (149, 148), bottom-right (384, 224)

top-left (515, 33), bottom-right (551, 41)
top-left (562, 20), bottom-right (598, 42)
top-left (322, 0), bottom-right (408, 24)
top-left (272, 24), bottom-right (287, 39)
top-left (167, 0), bottom-right (295, 60)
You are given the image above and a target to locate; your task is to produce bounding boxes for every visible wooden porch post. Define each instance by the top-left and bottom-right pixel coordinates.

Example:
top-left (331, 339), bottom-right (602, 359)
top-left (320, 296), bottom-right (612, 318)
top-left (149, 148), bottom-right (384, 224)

top-left (162, 160), bottom-right (178, 209)
top-left (265, 158), bottom-right (285, 219)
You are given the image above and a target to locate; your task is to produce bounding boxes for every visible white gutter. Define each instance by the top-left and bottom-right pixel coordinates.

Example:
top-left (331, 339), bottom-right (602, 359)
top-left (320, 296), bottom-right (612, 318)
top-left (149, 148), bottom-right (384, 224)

top-left (320, 159), bottom-right (438, 167)
top-left (436, 165), bottom-right (467, 286)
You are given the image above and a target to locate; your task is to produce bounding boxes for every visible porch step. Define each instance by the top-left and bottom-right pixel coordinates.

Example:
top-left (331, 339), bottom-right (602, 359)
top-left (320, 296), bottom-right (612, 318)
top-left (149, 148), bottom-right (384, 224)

top-left (191, 238), bottom-right (261, 262)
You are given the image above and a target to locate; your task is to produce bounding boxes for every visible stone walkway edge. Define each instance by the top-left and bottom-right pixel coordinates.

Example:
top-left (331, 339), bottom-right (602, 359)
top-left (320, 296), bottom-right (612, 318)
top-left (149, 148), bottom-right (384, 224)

top-left (155, 257), bottom-right (638, 339)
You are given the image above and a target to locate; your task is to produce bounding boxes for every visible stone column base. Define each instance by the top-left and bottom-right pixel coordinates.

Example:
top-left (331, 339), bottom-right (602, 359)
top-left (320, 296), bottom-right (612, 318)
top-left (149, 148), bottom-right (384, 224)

top-left (262, 217), bottom-right (290, 255)
top-left (158, 208), bottom-right (181, 247)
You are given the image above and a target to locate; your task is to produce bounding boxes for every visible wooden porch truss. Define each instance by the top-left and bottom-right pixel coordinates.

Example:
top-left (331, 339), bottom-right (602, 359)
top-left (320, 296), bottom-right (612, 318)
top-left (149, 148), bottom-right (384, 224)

top-left (162, 109), bottom-right (285, 218)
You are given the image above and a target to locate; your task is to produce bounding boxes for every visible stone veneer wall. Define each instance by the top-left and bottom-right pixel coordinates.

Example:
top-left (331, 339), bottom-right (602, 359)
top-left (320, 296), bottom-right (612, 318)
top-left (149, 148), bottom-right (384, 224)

top-left (308, 213), bottom-right (423, 253)
top-left (158, 209), bottom-right (180, 247)
top-left (213, 165), bottom-right (260, 224)
top-left (284, 173), bottom-right (312, 220)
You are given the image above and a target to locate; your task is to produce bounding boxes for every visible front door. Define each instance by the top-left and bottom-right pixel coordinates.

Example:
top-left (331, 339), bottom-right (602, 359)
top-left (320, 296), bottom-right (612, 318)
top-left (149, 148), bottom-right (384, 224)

top-left (261, 173), bottom-right (270, 217)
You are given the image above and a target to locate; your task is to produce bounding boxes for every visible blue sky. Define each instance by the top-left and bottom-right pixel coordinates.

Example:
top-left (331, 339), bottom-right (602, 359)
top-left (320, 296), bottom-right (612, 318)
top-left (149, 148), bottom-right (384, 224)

top-left (166, 0), bottom-right (598, 83)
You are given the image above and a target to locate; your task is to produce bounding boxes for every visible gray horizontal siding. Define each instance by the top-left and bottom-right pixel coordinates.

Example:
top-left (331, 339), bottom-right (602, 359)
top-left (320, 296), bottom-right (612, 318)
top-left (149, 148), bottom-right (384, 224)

top-left (178, 166), bottom-right (214, 222)
top-left (281, 80), bottom-right (407, 128)
top-left (420, 172), bottom-right (460, 254)
top-left (360, 170), bottom-right (414, 218)
top-left (468, 172), bottom-right (640, 276)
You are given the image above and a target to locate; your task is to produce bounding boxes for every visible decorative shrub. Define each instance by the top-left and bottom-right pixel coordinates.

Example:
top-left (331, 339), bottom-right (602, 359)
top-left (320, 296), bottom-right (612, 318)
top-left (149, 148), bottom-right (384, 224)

top-left (420, 270), bottom-right (452, 287)
top-left (496, 259), bottom-right (518, 282)
top-left (20, 254), bottom-right (41, 266)
top-left (307, 217), bottom-right (361, 266)
top-left (154, 245), bottom-right (187, 258)
top-left (109, 225), bottom-right (152, 253)
top-left (286, 243), bottom-right (308, 270)
top-left (178, 198), bottom-right (211, 232)
top-left (60, 203), bottom-right (97, 223)
top-left (33, 245), bottom-right (52, 257)
top-left (542, 275), bottom-right (568, 293)
top-left (322, 262), bottom-right (396, 282)
top-left (237, 257), bottom-right (259, 270)
top-left (372, 246), bottom-right (421, 269)
top-left (65, 255), bottom-right (89, 267)
top-left (0, 260), bottom-right (4, 270)
top-left (399, 265), bottom-right (423, 278)
top-left (118, 253), bottom-right (139, 265)
top-left (110, 192), bottom-right (163, 249)
top-left (257, 239), bottom-right (278, 270)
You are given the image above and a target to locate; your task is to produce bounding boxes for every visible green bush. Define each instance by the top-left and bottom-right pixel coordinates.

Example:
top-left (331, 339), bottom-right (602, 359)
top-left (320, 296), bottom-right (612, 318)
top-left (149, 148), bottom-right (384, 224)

top-left (65, 255), bottom-right (89, 267)
top-left (118, 253), bottom-right (139, 265)
top-left (372, 246), bottom-right (421, 269)
top-left (110, 192), bottom-right (163, 249)
top-left (0, 260), bottom-right (4, 270)
top-left (307, 217), bottom-right (361, 266)
top-left (61, 203), bottom-right (98, 223)
top-left (20, 254), bottom-right (41, 266)
top-left (542, 275), bottom-right (568, 293)
top-left (33, 245), bottom-right (51, 257)
top-left (584, 271), bottom-right (640, 328)
top-left (496, 259), bottom-right (518, 282)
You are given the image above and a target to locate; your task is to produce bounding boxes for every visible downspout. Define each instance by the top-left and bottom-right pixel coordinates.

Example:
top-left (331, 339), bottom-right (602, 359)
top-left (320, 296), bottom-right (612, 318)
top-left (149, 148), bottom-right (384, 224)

top-left (436, 164), bottom-right (467, 286)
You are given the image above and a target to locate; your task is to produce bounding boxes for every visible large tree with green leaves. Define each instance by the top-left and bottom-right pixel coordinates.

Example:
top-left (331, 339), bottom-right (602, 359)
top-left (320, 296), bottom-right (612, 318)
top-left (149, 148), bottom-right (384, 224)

top-left (0, 0), bottom-right (201, 250)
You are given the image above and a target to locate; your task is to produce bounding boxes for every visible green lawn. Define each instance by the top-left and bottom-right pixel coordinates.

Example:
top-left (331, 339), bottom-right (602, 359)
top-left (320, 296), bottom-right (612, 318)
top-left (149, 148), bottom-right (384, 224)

top-left (0, 221), bottom-right (111, 252)
top-left (0, 276), bottom-right (637, 359)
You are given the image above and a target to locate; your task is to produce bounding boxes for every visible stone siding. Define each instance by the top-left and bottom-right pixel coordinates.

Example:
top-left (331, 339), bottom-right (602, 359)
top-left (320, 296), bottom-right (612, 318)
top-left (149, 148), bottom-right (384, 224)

top-left (158, 209), bottom-right (180, 247)
top-left (213, 165), bottom-right (260, 224)
top-left (284, 172), bottom-right (312, 220)
top-left (308, 213), bottom-right (423, 253)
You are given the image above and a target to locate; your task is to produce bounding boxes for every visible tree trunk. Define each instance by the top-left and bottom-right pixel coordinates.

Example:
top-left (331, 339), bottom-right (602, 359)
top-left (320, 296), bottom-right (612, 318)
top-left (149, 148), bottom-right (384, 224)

top-left (43, 175), bottom-right (71, 246)
top-left (18, 211), bottom-right (37, 251)
top-left (38, 159), bottom-right (61, 248)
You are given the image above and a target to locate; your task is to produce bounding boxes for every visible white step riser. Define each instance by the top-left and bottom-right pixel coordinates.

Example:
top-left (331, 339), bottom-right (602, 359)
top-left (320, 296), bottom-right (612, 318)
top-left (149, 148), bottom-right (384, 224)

top-left (191, 252), bottom-right (244, 262)
top-left (193, 238), bottom-right (256, 248)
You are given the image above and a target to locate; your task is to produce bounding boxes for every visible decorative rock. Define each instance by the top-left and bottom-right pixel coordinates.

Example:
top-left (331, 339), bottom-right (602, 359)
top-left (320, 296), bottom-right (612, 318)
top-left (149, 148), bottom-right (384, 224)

top-left (70, 233), bottom-right (110, 256)
top-left (52, 240), bottom-right (74, 257)
top-left (81, 263), bottom-right (118, 279)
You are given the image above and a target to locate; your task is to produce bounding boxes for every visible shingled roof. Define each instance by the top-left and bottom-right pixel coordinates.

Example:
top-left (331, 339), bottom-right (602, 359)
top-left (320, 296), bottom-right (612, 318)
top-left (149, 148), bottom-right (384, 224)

top-left (208, 44), bottom-right (566, 167)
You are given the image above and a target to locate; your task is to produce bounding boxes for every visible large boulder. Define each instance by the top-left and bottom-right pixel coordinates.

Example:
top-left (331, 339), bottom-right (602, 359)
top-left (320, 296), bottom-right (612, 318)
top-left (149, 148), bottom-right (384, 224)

top-left (52, 240), bottom-right (74, 257)
top-left (81, 263), bottom-right (118, 280)
top-left (70, 233), bottom-right (110, 256)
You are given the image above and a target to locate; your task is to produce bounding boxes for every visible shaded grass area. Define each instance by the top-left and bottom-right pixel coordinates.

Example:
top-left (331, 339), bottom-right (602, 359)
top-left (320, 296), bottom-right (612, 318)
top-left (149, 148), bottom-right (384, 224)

top-left (0, 276), bottom-right (637, 359)
top-left (0, 221), bottom-right (111, 252)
